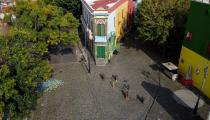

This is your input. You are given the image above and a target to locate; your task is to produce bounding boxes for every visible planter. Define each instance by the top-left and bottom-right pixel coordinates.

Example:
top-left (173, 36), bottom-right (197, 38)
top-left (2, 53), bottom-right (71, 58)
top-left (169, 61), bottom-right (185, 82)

top-left (179, 75), bottom-right (193, 86)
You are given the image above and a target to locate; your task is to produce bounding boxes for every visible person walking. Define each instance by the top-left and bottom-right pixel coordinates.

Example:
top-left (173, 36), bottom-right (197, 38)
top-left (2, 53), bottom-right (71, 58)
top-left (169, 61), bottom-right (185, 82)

top-left (122, 83), bottom-right (130, 101)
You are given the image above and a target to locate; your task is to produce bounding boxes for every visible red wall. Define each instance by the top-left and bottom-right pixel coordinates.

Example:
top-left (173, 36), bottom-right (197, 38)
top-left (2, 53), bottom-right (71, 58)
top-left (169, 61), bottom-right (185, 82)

top-left (127, 0), bottom-right (134, 27)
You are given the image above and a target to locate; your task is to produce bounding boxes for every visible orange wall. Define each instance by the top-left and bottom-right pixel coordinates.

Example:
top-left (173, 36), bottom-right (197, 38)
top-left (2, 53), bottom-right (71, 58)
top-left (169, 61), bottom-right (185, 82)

top-left (115, 1), bottom-right (128, 41)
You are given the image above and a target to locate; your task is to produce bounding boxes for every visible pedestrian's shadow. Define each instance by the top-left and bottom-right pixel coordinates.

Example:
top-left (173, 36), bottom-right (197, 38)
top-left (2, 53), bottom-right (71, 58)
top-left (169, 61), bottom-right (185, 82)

top-left (142, 81), bottom-right (203, 120)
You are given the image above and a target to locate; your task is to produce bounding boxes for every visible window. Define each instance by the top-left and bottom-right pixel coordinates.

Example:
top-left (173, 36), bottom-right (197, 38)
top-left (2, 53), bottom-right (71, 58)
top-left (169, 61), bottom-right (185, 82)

top-left (96, 19), bottom-right (106, 36)
top-left (97, 24), bottom-right (105, 36)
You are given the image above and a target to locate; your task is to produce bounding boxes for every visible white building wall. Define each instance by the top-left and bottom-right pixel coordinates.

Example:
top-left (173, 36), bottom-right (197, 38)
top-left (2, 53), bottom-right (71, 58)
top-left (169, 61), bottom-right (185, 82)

top-left (107, 10), bottom-right (116, 39)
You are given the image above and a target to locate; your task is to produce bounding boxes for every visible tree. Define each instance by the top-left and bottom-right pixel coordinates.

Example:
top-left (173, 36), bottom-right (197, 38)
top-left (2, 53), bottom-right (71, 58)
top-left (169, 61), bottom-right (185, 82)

top-left (137, 0), bottom-right (173, 45)
top-left (168, 0), bottom-right (190, 58)
top-left (0, 0), bottom-right (80, 118)
top-left (14, 0), bottom-right (80, 47)
top-left (136, 0), bottom-right (190, 60)
top-left (44, 0), bottom-right (81, 18)
top-left (0, 1), bottom-right (80, 118)
top-left (0, 28), bottom-right (52, 119)
top-left (136, 0), bottom-right (189, 45)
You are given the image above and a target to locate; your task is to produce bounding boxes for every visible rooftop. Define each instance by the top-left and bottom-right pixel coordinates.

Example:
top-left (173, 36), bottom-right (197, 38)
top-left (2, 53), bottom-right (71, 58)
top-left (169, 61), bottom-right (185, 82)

top-left (84, 0), bottom-right (121, 11)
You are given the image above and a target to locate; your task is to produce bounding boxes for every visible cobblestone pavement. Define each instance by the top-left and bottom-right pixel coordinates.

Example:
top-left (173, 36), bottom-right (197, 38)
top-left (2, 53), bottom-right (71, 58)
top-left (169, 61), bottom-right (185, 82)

top-left (30, 46), bottom-right (209, 120)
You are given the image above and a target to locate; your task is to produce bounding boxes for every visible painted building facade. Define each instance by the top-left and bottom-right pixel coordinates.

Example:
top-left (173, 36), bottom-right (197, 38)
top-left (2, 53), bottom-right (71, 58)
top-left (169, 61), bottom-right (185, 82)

top-left (178, 0), bottom-right (210, 98)
top-left (0, 0), bottom-right (16, 21)
top-left (81, 0), bottom-right (134, 65)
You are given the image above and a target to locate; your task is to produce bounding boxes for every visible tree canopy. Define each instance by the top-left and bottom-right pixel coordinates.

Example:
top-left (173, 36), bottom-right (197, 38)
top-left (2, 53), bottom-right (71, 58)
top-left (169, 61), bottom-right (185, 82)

top-left (136, 0), bottom-right (190, 45)
top-left (43, 0), bottom-right (81, 18)
top-left (0, 28), bottom-right (52, 119)
top-left (0, 0), bottom-right (80, 119)
top-left (14, 0), bottom-right (80, 46)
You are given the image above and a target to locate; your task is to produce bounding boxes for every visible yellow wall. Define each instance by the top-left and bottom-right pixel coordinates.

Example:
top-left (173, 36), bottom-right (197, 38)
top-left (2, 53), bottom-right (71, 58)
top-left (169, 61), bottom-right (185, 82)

top-left (179, 46), bottom-right (210, 98)
top-left (115, 1), bottom-right (128, 41)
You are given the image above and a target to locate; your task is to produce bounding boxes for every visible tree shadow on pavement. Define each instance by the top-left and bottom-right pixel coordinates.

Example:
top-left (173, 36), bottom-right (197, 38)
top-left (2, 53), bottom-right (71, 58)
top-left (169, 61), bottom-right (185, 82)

top-left (142, 81), bottom-right (203, 120)
top-left (49, 45), bottom-right (73, 55)
top-left (122, 29), bottom-right (180, 64)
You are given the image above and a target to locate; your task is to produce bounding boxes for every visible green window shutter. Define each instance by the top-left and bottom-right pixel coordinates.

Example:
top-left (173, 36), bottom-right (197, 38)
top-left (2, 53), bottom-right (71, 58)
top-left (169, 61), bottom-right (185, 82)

top-left (97, 24), bottom-right (105, 36)
top-left (97, 24), bottom-right (101, 36)
top-left (102, 46), bottom-right (105, 58)
top-left (101, 24), bottom-right (105, 36)
top-left (97, 46), bottom-right (100, 58)
top-left (97, 46), bottom-right (105, 58)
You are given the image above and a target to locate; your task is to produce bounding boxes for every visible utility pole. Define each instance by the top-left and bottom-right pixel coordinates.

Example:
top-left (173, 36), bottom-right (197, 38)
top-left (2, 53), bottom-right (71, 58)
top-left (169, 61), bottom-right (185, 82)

top-left (192, 63), bottom-right (208, 116)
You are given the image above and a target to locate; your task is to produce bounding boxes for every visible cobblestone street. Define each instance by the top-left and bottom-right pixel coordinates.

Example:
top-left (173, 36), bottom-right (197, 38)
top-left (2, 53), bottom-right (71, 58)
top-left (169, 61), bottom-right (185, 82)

top-left (30, 46), bottom-right (209, 120)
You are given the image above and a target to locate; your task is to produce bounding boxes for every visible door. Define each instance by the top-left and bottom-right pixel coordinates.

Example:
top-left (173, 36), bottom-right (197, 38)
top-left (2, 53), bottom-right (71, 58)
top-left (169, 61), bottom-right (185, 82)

top-left (97, 46), bottom-right (105, 58)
